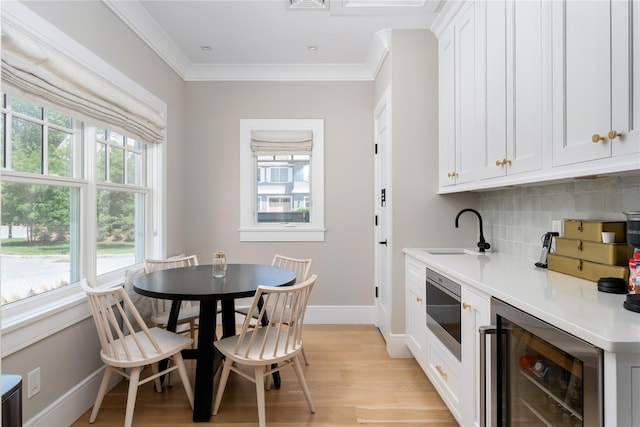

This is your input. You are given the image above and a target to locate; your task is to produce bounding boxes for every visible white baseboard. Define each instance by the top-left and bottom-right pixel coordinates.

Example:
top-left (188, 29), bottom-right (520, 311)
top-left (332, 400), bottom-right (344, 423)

top-left (385, 331), bottom-right (412, 358)
top-left (25, 366), bottom-right (120, 427)
top-left (25, 305), bottom-right (379, 426)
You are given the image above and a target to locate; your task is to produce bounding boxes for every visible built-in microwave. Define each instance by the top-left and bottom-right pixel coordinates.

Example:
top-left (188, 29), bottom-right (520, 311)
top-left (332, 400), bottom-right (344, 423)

top-left (425, 268), bottom-right (461, 360)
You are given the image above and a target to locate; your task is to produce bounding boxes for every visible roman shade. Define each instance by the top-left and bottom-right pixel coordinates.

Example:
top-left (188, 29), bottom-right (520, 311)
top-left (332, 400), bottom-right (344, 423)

top-left (250, 130), bottom-right (313, 155)
top-left (1, 21), bottom-right (166, 144)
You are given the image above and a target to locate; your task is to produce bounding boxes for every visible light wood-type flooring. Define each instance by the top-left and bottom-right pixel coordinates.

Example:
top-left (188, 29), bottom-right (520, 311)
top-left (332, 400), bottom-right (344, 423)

top-left (71, 325), bottom-right (458, 426)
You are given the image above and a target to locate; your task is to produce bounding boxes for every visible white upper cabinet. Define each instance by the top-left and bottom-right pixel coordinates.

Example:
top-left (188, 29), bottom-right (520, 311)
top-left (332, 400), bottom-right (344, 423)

top-left (477, 0), bottom-right (546, 180)
top-left (551, 0), bottom-right (639, 166)
top-left (435, 0), bottom-right (639, 193)
top-left (437, 2), bottom-right (478, 187)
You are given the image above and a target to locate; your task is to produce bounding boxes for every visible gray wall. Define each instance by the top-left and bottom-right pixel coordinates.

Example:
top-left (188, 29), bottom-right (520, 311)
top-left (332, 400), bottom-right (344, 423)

top-left (3, 1), bottom-right (188, 423)
top-left (182, 81), bottom-right (375, 306)
top-left (374, 30), bottom-right (478, 334)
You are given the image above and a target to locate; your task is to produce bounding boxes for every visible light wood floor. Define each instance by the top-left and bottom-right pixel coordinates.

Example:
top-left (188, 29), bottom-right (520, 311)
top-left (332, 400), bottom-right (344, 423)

top-left (71, 325), bottom-right (457, 426)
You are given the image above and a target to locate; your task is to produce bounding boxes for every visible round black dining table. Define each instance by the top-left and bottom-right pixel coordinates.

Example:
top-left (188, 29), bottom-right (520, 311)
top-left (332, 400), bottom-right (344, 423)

top-left (133, 263), bottom-right (296, 422)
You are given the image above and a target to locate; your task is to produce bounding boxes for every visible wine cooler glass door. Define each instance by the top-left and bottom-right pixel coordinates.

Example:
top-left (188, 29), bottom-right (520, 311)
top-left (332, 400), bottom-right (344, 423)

top-left (492, 298), bottom-right (602, 427)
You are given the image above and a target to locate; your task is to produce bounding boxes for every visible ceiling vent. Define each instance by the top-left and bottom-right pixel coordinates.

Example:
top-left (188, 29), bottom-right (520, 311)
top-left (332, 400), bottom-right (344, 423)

top-left (288, 0), bottom-right (328, 10)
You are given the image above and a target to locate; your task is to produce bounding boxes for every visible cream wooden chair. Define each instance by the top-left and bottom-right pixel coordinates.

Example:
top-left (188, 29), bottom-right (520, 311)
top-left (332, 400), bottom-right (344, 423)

top-left (143, 255), bottom-right (200, 340)
top-left (213, 275), bottom-right (317, 427)
top-left (81, 279), bottom-right (194, 427)
top-left (235, 254), bottom-right (313, 364)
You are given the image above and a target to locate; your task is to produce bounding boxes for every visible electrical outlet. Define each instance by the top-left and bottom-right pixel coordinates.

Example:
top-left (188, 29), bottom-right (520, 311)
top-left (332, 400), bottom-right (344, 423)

top-left (552, 220), bottom-right (562, 234)
top-left (28, 367), bottom-right (41, 398)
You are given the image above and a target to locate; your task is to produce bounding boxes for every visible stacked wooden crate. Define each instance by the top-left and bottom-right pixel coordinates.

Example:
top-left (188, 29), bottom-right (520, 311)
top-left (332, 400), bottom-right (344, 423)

top-left (548, 219), bottom-right (633, 282)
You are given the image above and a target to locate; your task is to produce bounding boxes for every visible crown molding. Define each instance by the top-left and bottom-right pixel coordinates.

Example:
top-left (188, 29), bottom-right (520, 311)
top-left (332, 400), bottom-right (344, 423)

top-left (102, 0), bottom-right (390, 82)
top-left (102, 0), bottom-right (191, 79)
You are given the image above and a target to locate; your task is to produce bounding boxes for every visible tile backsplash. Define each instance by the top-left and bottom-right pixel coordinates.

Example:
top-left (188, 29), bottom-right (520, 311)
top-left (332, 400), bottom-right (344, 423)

top-left (478, 175), bottom-right (640, 261)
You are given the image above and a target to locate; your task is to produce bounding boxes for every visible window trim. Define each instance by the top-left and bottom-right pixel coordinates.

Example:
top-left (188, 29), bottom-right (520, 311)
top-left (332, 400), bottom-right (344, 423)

top-left (0, 2), bottom-right (167, 358)
top-left (239, 119), bottom-right (325, 242)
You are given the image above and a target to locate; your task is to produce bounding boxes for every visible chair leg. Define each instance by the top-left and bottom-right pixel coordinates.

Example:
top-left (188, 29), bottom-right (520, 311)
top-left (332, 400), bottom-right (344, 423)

top-left (173, 352), bottom-right (194, 409)
top-left (301, 345), bottom-right (309, 365)
top-left (255, 366), bottom-right (267, 427)
top-left (124, 366), bottom-right (142, 427)
top-left (150, 363), bottom-right (162, 392)
top-left (292, 356), bottom-right (316, 414)
top-left (89, 366), bottom-right (113, 423)
top-left (213, 358), bottom-right (233, 415)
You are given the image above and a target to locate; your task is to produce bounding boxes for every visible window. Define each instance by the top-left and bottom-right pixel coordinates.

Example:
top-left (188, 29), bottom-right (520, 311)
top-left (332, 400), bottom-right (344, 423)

top-left (239, 119), bottom-right (325, 241)
top-left (0, 3), bottom-right (166, 358)
top-left (0, 94), bottom-right (153, 304)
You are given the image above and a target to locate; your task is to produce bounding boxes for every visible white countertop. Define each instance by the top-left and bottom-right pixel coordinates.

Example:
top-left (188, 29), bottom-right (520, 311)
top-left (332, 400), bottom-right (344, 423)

top-left (403, 248), bottom-right (640, 353)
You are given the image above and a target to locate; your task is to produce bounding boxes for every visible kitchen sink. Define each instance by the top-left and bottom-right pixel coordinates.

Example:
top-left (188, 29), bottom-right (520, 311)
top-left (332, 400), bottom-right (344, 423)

top-left (421, 248), bottom-right (485, 255)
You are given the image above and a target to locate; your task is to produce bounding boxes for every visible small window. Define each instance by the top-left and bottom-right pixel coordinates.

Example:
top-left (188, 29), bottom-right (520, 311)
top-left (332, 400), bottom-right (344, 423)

top-left (239, 119), bottom-right (324, 242)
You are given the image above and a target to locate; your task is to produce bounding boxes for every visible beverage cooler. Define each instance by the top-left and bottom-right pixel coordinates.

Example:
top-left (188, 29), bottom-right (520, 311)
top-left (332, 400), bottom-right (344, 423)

top-left (480, 298), bottom-right (603, 427)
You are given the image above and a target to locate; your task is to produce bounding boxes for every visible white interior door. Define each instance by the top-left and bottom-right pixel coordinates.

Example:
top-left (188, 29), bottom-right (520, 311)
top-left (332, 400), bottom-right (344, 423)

top-left (374, 88), bottom-right (391, 338)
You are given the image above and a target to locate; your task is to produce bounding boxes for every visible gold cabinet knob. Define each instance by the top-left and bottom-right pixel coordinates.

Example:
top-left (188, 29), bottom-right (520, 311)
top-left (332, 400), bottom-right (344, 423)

top-left (435, 365), bottom-right (447, 379)
top-left (447, 172), bottom-right (458, 178)
top-left (463, 302), bottom-right (471, 310)
top-left (592, 133), bottom-right (605, 143)
top-left (495, 159), bottom-right (503, 166)
top-left (416, 296), bottom-right (423, 303)
top-left (496, 158), bottom-right (512, 166)
top-left (608, 130), bottom-right (621, 140)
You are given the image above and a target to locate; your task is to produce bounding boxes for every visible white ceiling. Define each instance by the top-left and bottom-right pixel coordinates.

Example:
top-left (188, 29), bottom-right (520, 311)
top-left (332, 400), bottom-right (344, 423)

top-left (104, 0), bottom-right (445, 81)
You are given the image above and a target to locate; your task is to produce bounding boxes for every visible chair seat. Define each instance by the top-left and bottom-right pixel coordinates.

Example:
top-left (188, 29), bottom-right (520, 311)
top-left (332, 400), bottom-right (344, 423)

top-left (151, 305), bottom-right (200, 327)
top-left (215, 327), bottom-right (301, 366)
top-left (101, 327), bottom-right (193, 368)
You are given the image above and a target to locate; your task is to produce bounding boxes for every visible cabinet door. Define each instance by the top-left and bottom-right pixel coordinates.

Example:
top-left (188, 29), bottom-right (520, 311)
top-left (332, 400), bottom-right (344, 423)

top-left (611, 0), bottom-right (640, 157)
top-left (439, 27), bottom-right (457, 187)
top-left (406, 284), bottom-right (426, 366)
top-left (405, 256), bottom-right (427, 368)
top-left (454, 2), bottom-right (478, 184)
top-left (477, 0), bottom-right (507, 180)
top-left (551, 0), bottom-right (612, 166)
top-left (504, 0), bottom-right (545, 175)
top-left (478, 0), bottom-right (545, 180)
top-left (461, 286), bottom-right (491, 427)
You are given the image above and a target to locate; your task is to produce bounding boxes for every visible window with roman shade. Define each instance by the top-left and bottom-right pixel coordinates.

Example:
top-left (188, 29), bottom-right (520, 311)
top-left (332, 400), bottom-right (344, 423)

top-left (240, 120), bottom-right (325, 242)
top-left (0, 1), bottom-right (167, 357)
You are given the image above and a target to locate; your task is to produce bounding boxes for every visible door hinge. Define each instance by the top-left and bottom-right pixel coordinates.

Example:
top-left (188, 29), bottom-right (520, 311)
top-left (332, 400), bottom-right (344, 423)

top-left (375, 215), bottom-right (378, 226)
top-left (375, 286), bottom-right (378, 298)
top-left (374, 143), bottom-right (378, 154)
top-left (381, 189), bottom-right (386, 207)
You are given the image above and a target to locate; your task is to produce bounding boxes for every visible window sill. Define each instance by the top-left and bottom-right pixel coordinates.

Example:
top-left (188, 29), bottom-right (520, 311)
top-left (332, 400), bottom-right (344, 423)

top-left (1, 287), bottom-right (91, 357)
top-left (239, 227), bottom-right (326, 242)
top-left (0, 273), bottom-right (128, 358)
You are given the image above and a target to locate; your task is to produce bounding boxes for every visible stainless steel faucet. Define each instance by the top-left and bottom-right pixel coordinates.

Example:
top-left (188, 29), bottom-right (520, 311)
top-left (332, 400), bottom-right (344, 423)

top-left (455, 208), bottom-right (491, 252)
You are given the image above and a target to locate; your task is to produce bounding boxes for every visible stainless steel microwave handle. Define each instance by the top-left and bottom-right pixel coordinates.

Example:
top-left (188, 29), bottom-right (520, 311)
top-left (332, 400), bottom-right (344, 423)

top-left (479, 325), bottom-right (496, 427)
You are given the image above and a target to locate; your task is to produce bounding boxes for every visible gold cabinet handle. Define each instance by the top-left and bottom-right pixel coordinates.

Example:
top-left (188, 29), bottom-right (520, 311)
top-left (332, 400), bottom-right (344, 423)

top-left (496, 158), bottom-right (512, 166)
top-left (435, 365), bottom-right (447, 379)
top-left (416, 296), bottom-right (423, 303)
top-left (495, 159), bottom-right (503, 166)
top-left (463, 302), bottom-right (471, 310)
top-left (447, 172), bottom-right (458, 178)
top-left (608, 130), bottom-right (621, 140)
top-left (592, 133), bottom-right (605, 143)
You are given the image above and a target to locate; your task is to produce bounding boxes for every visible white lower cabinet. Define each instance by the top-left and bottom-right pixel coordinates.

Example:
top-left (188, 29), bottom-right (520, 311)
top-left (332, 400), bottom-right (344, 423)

top-left (405, 253), bottom-right (491, 426)
top-left (461, 286), bottom-right (491, 427)
top-left (606, 351), bottom-right (640, 427)
top-left (425, 328), bottom-right (462, 424)
top-left (405, 256), bottom-right (427, 371)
